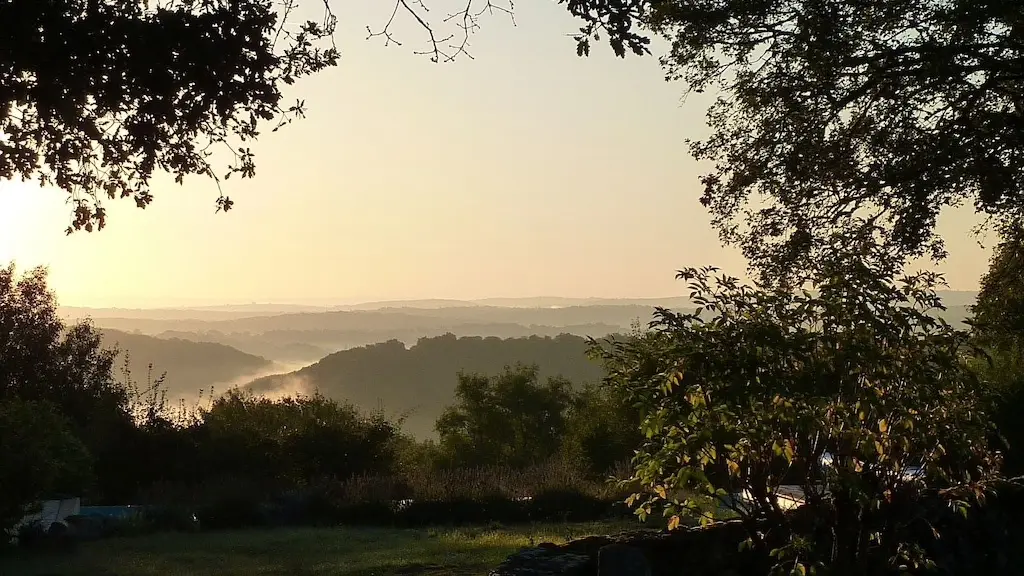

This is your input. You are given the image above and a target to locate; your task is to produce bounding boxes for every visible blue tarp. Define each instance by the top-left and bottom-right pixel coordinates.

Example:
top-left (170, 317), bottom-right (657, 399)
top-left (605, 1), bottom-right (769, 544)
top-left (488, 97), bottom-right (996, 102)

top-left (79, 505), bottom-right (145, 519)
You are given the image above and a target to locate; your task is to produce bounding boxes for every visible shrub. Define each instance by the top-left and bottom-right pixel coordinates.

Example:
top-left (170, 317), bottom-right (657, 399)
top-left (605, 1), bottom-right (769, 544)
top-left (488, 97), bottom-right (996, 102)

top-left (0, 398), bottom-right (93, 535)
top-left (593, 256), bottom-right (1003, 575)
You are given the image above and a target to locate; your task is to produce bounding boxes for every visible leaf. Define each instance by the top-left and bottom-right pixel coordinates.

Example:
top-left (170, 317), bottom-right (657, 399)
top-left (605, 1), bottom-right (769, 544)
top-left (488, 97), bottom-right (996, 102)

top-left (667, 515), bottom-right (681, 531)
top-left (878, 418), bottom-right (888, 434)
top-left (727, 459), bottom-right (740, 476)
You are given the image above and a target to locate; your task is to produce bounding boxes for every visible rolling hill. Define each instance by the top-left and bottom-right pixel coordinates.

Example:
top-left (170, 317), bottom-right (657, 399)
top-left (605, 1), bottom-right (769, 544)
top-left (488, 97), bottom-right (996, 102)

top-left (244, 333), bottom-right (608, 439)
top-left (99, 329), bottom-right (276, 398)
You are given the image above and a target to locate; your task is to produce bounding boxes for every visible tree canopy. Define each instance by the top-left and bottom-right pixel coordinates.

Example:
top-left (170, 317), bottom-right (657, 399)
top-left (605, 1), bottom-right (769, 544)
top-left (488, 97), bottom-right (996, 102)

top-left (972, 224), bottom-right (1024, 351)
top-left (569, 0), bottom-right (1023, 280)
top-left (1, 0), bottom-right (338, 233)
top-left (0, 0), bottom-right (538, 232)
top-left (6, 0), bottom-right (1020, 261)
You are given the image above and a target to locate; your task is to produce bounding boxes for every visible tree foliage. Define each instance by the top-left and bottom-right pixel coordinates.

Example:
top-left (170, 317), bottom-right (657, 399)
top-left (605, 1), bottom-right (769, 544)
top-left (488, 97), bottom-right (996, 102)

top-left (567, 0), bottom-right (1024, 280)
top-left (1, 0), bottom-right (338, 232)
top-left (435, 364), bottom-right (574, 469)
top-left (0, 264), bottom-right (129, 445)
top-left (968, 224), bottom-right (1024, 475)
top-left (972, 224), bottom-right (1024, 351)
top-left (593, 256), bottom-right (1001, 574)
top-left (561, 381), bottom-right (643, 475)
top-left (200, 389), bottom-right (400, 487)
top-left (0, 398), bottom-right (93, 534)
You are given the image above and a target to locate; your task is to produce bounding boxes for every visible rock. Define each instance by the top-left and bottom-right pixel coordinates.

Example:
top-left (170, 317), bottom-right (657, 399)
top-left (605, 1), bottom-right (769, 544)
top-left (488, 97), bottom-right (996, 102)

top-left (598, 543), bottom-right (650, 576)
top-left (489, 548), bottom-right (594, 576)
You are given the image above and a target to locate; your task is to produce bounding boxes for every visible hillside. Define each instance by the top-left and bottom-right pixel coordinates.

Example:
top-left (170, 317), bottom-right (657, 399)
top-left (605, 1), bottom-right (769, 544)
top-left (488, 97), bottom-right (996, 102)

top-left (244, 333), bottom-right (608, 439)
top-left (99, 329), bottom-right (275, 397)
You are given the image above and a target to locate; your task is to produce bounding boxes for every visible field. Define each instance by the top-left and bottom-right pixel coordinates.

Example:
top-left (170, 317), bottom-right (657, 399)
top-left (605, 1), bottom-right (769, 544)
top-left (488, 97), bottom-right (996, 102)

top-left (0, 522), bottom-right (636, 576)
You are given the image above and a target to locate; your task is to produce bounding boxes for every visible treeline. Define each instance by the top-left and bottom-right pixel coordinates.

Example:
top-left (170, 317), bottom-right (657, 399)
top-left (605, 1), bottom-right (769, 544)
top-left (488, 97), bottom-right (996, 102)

top-left (1, 265), bottom-right (641, 538)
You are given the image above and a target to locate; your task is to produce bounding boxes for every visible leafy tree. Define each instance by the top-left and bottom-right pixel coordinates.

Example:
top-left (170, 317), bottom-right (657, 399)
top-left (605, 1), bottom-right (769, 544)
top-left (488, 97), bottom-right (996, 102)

top-left (0, 398), bottom-right (93, 534)
top-left (0, 264), bottom-right (124, 421)
top-left (972, 224), bottom-right (1024, 351)
top-left (435, 364), bottom-right (574, 469)
top-left (593, 256), bottom-right (1001, 574)
top-left (564, 0), bottom-right (1024, 280)
top-left (561, 382), bottom-right (643, 477)
top-left (0, 0), bottom-right (532, 232)
top-left (969, 225), bottom-right (1024, 475)
top-left (1, 0), bottom-right (339, 232)
top-left (0, 264), bottom-right (141, 501)
top-left (199, 389), bottom-right (400, 487)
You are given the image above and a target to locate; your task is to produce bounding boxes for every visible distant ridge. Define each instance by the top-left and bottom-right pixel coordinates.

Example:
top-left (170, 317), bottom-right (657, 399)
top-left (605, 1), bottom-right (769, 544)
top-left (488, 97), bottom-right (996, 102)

top-left (61, 296), bottom-right (696, 319)
top-left (60, 291), bottom-right (976, 319)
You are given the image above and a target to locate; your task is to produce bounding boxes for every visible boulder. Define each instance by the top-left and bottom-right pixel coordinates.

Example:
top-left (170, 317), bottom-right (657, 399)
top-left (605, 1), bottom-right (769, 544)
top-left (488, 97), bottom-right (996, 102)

top-left (598, 543), bottom-right (651, 576)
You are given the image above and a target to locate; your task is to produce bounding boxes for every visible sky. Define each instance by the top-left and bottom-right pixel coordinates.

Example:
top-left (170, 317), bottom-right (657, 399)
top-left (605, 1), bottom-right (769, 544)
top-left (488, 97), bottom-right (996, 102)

top-left (0, 0), bottom-right (994, 308)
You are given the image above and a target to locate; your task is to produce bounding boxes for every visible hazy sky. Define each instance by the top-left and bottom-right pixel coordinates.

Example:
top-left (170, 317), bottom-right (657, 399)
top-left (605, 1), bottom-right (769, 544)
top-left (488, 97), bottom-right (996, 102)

top-left (0, 1), bottom-right (993, 308)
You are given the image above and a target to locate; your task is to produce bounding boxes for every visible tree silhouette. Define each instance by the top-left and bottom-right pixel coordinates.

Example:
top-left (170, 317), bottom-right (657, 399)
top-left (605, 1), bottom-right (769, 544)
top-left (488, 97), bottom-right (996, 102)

top-left (972, 224), bottom-right (1024, 351)
top-left (565, 0), bottom-right (1024, 281)
top-left (0, 0), bottom-right (520, 232)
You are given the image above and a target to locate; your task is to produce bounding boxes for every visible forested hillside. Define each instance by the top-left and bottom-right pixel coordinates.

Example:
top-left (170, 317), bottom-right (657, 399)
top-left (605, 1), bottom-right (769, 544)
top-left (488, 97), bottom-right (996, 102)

top-left (245, 333), bottom-right (607, 438)
top-left (99, 329), bottom-right (274, 397)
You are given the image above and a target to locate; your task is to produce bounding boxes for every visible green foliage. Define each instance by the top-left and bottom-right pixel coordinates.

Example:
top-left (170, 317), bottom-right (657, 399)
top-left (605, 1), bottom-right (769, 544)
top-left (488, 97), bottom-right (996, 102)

top-left (0, 398), bottom-right (93, 534)
top-left (0, 264), bottom-right (141, 503)
top-left (593, 256), bottom-right (1002, 574)
top-left (972, 225), bottom-right (1024, 351)
top-left (436, 365), bottom-right (574, 469)
top-left (0, 0), bottom-right (338, 232)
top-left (200, 389), bottom-right (400, 487)
top-left (565, 0), bottom-right (1024, 280)
top-left (560, 381), bottom-right (643, 476)
top-left (0, 264), bottom-right (129, 423)
top-left (969, 225), bottom-right (1024, 475)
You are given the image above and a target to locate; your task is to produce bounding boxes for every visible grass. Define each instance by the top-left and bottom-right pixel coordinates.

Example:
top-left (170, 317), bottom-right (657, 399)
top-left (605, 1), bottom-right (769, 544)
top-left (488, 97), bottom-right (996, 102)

top-left (0, 521), bottom-right (643, 576)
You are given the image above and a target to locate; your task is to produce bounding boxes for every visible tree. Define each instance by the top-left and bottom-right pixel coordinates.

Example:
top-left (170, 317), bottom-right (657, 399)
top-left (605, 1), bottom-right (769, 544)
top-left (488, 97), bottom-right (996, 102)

top-left (0, 264), bottom-right (130, 437)
top-left (199, 389), bottom-right (400, 486)
top-left (592, 255), bottom-right (1001, 575)
top-left (560, 381), bottom-right (643, 476)
top-left (1, 0), bottom-right (531, 233)
top-left (972, 224), bottom-right (1024, 351)
top-left (1, 0), bottom-right (339, 232)
top-left (0, 398), bottom-right (93, 535)
top-left (435, 364), bottom-right (574, 469)
top-left (0, 263), bottom-right (161, 502)
top-left (969, 224), bottom-right (1024, 475)
top-left (565, 0), bottom-right (1024, 281)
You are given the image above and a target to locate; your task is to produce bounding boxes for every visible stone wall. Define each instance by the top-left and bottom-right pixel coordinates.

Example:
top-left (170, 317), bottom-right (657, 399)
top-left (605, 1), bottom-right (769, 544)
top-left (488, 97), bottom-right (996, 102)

top-left (490, 520), bottom-right (766, 576)
top-left (490, 479), bottom-right (1024, 576)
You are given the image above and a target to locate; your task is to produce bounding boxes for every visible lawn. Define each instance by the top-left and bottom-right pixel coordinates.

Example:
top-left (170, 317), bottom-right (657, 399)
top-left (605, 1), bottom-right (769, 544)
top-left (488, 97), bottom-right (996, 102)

top-left (0, 522), bottom-right (639, 576)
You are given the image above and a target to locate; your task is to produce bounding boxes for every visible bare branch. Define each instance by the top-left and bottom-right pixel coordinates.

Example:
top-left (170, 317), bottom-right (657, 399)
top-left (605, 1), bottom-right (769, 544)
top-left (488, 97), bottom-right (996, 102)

top-left (366, 0), bottom-right (515, 63)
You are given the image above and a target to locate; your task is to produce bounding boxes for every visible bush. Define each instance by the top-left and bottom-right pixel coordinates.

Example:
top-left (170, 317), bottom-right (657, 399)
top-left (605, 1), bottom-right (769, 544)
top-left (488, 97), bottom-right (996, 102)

top-left (0, 398), bottom-right (93, 535)
top-left (593, 258), bottom-right (1003, 575)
